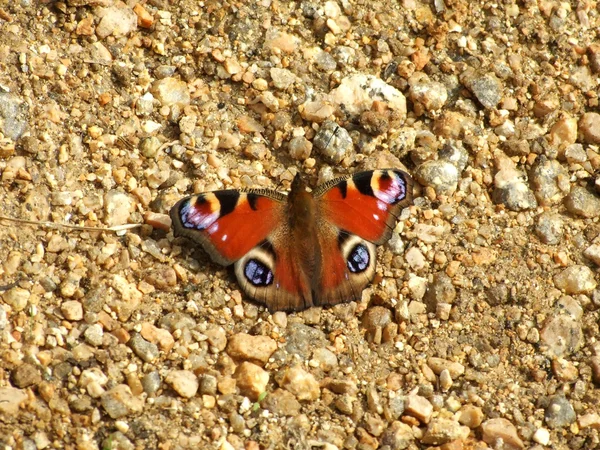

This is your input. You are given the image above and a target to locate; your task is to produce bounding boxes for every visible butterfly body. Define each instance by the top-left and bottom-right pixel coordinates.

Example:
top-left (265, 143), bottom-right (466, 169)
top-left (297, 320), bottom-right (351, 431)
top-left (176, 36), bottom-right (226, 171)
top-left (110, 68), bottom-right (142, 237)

top-left (171, 169), bottom-right (413, 312)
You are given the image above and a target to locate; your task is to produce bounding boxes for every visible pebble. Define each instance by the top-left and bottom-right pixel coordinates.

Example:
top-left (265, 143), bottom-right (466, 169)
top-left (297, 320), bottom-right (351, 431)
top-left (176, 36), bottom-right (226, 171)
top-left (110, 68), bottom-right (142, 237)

top-left (128, 333), bottom-right (159, 363)
top-left (234, 362), bottom-right (269, 401)
top-left (100, 385), bottom-right (144, 419)
top-left (311, 348), bottom-right (338, 372)
top-left (313, 121), bottom-right (353, 163)
top-left (150, 77), bottom-right (191, 107)
top-left (439, 141), bottom-right (469, 173)
top-left (583, 244), bottom-right (600, 266)
top-left (140, 323), bottom-right (175, 352)
top-left (165, 370), bottom-right (198, 398)
top-left (205, 326), bottom-right (227, 352)
top-left (0, 92), bottom-right (28, 140)
top-left (421, 418), bottom-right (470, 445)
top-left (218, 132), bottom-right (241, 149)
top-left (361, 306), bottom-right (392, 344)
top-left (534, 212), bottom-right (564, 245)
top-left (493, 158), bottom-right (538, 211)
top-left (380, 421), bottom-right (413, 449)
top-left (564, 186), bottom-right (600, 218)
top-left (243, 143), bottom-right (268, 160)
top-left (540, 315), bottom-right (582, 357)
top-left (408, 73), bottom-right (448, 114)
top-left (424, 273), bottom-right (457, 311)
top-left (461, 70), bottom-right (502, 109)
top-left (11, 363), bottom-right (41, 389)
top-left (481, 418), bottom-right (524, 449)
top-left (264, 28), bottom-right (299, 53)
top-left (405, 247), bottom-right (427, 271)
top-left (288, 136), bottom-right (312, 160)
top-left (404, 394), bottom-right (433, 424)
top-left (0, 387), bottom-right (28, 416)
top-left (578, 112), bottom-right (600, 144)
top-left (458, 404), bottom-right (484, 428)
top-left (427, 357), bottom-right (464, 378)
top-left (2, 287), bottom-right (30, 312)
top-left (279, 366), bottom-right (320, 401)
top-left (270, 68), bottom-right (297, 90)
top-left (83, 324), bottom-right (104, 347)
top-left (553, 265), bottom-right (597, 294)
top-left (95, 3), bottom-right (137, 38)
top-left (551, 358), bottom-right (578, 382)
top-left (300, 101), bottom-right (335, 123)
top-left (544, 395), bottom-right (576, 429)
top-left (261, 388), bottom-right (301, 416)
top-left (329, 74), bottom-right (406, 119)
top-left (415, 160), bottom-right (459, 196)
top-left (548, 116), bottom-right (578, 150)
top-left (226, 333), bottom-right (277, 365)
top-left (104, 191), bottom-right (135, 226)
top-left (579, 412), bottom-right (600, 429)
top-left (529, 157), bottom-right (570, 206)
top-left (61, 300), bottom-right (83, 321)
top-left (141, 371), bottom-right (161, 396)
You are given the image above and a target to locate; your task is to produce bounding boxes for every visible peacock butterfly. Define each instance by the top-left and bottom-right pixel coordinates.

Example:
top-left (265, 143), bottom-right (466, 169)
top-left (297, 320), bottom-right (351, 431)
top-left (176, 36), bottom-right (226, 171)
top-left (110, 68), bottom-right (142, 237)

top-left (170, 169), bottom-right (413, 312)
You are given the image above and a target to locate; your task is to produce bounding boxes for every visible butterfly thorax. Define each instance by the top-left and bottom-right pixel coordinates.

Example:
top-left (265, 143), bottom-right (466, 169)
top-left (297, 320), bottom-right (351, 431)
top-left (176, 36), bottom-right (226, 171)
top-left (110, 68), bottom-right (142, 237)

top-left (287, 176), bottom-right (322, 301)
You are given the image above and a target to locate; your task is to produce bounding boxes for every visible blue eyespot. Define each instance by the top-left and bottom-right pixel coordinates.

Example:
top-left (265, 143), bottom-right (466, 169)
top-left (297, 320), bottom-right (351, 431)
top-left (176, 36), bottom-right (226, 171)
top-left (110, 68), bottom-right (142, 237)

top-left (347, 244), bottom-right (370, 273)
top-left (244, 259), bottom-right (274, 286)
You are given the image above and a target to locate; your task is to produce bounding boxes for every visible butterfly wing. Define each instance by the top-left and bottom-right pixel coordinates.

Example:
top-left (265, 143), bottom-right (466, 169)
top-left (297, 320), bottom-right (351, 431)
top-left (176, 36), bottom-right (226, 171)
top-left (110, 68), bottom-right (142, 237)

top-left (313, 169), bottom-right (413, 307)
top-left (170, 188), bottom-right (287, 266)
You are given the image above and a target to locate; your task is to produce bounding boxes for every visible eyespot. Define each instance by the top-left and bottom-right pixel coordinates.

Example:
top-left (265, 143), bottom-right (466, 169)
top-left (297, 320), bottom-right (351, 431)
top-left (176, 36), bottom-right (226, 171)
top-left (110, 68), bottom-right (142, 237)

top-left (347, 243), bottom-right (370, 273)
top-left (244, 259), bottom-right (274, 286)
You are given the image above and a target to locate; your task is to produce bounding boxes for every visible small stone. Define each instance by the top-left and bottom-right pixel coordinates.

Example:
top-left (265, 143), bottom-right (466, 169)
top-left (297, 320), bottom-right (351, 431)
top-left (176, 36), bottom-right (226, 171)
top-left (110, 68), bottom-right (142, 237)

top-left (204, 326), bottom-right (227, 352)
top-left (579, 112), bottom-right (600, 144)
top-left (129, 333), bottom-right (159, 363)
top-left (426, 357), bottom-right (464, 379)
top-left (533, 428), bottom-right (551, 445)
top-left (421, 418), bottom-right (470, 445)
top-left (235, 362), bottom-right (269, 401)
top-left (554, 265), bottom-right (597, 294)
top-left (493, 157), bottom-right (538, 211)
top-left (380, 421), bottom-right (413, 450)
top-left (270, 68), bottom-right (297, 90)
top-left (226, 333), bottom-right (277, 365)
top-left (140, 323), bottom-right (174, 353)
top-left (311, 348), bottom-right (338, 372)
top-left (329, 74), bottom-right (406, 119)
top-left (415, 160), bottom-right (459, 196)
top-left (165, 370), bottom-right (198, 398)
top-left (141, 371), bottom-right (161, 395)
top-left (285, 323), bottom-right (327, 359)
top-left (261, 388), bottom-right (301, 416)
top-left (101, 385), bottom-right (144, 419)
top-left (540, 315), bottom-right (582, 357)
top-left (583, 244), bottom-right (600, 266)
top-left (544, 395), bottom-right (576, 429)
top-left (530, 157), bottom-right (570, 206)
top-left (11, 364), bottom-right (41, 388)
top-left (423, 273), bottom-right (457, 311)
top-left (264, 28), bottom-right (299, 53)
top-left (217, 132), bottom-right (241, 149)
top-left (104, 191), bottom-right (135, 226)
top-left (2, 287), bottom-right (30, 312)
top-left (288, 136), bottom-right (313, 160)
top-left (300, 101), bottom-right (335, 123)
top-left (579, 413), bottom-right (600, 429)
top-left (313, 121), bottom-right (353, 163)
top-left (548, 116), bottom-right (578, 150)
top-left (61, 300), bottom-right (83, 321)
top-left (279, 366), bottom-right (320, 401)
top-left (405, 247), bottom-right (427, 271)
top-left (404, 394), bottom-right (433, 424)
top-left (95, 3), bottom-right (137, 38)
top-left (84, 324), bottom-right (104, 347)
top-left (461, 70), bottom-right (502, 109)
top-left (458, 404), bottom-right (484, 428)
top-left (535, 212), bottom-right (564, 245)
top-left (133, 3), bottom-right (153, 28)
top-left (408, 73), bottom-right (447, 114)
top-left (564, 186), bottom-right (600, 218)
top-left (551, 358), bottom-right (578, 382)
top-left (150, 77), bottom-right (191, 107)
top-left (481, 418), bottom-right (524, 449)
top-left (243, 143), bottom-right (268, 160)
top-left (0, 387), bottom-right (28, 416)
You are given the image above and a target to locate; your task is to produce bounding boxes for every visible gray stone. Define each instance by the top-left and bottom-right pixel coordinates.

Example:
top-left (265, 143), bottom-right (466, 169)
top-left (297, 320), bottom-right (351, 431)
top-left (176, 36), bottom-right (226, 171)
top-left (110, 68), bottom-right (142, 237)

top-left (545, 395), bottom-right (576, 429)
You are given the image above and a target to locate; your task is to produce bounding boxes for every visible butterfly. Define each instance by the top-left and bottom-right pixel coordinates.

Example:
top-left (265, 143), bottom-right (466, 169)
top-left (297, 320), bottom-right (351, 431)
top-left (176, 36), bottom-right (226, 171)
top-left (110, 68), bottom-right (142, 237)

top-left (170, 169), bottom-right (413, 312)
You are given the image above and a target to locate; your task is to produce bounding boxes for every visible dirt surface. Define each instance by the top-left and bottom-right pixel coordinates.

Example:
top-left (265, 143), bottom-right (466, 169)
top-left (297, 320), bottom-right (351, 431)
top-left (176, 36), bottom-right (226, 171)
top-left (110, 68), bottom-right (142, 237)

top-left (1, 1), bottom-right (600, 449)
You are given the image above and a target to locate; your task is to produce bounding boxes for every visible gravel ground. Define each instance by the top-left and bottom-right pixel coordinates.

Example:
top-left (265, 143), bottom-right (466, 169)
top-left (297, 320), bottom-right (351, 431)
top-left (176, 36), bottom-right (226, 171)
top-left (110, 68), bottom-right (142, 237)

top-left (1, 1), bottom-right (600, 449)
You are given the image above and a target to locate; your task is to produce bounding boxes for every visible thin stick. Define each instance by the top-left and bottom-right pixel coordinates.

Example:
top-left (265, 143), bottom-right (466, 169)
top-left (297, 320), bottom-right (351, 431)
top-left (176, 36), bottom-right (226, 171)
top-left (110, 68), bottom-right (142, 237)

top-left (0, 215), bottom-right (141, 233)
